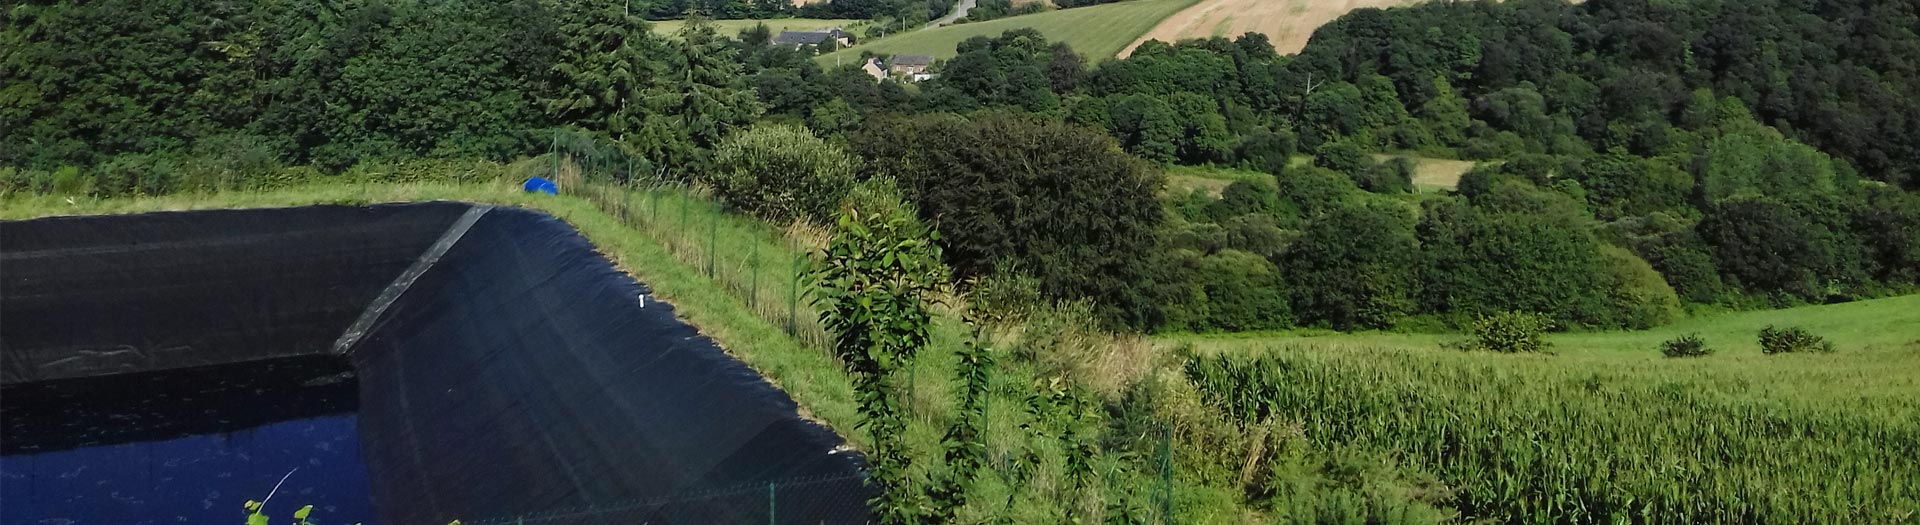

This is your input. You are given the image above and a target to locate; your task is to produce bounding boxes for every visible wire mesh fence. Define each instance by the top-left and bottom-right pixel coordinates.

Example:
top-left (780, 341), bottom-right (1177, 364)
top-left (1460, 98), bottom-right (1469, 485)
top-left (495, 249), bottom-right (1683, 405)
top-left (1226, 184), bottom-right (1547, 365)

top-left (462, 473), bottom-right (874, 524)
top-left (541, 129), bottom-right (833, 351)
top-left (570, 181), bottom-right (832, 351)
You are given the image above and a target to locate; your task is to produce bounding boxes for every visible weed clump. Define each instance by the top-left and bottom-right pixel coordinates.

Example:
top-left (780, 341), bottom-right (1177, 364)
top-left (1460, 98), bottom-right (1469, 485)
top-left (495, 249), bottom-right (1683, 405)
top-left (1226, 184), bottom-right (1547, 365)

top-left (1758, 325), bottom-right (1835, 354)
top-left (1459, 311), bottom-right (1553, 354)
top-left (1660, 333), bottom-right (1713, 358)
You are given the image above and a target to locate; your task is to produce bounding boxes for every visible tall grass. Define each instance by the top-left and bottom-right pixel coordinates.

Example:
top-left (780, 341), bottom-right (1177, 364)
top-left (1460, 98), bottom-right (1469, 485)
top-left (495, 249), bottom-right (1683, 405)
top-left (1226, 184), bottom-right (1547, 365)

top-left (1182, 339), bottom-right (1920, 523)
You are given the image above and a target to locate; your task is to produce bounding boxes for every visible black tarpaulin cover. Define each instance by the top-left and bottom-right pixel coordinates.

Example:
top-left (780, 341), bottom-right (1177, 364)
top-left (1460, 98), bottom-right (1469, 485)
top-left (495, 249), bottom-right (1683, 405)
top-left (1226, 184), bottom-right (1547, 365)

top-left (0, 202), bottom-right (871, 524)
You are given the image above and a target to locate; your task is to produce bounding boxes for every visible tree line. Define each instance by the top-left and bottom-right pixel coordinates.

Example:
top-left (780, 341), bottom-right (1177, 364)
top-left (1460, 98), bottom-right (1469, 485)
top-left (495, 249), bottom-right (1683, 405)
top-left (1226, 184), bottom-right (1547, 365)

top-left (5, 0), bottom-right (1918, 334)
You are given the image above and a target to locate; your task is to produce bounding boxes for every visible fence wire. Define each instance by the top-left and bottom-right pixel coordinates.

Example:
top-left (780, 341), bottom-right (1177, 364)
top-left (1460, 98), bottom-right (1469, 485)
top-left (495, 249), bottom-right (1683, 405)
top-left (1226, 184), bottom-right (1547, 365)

top-left (463, 473), bottom-right (874, 525)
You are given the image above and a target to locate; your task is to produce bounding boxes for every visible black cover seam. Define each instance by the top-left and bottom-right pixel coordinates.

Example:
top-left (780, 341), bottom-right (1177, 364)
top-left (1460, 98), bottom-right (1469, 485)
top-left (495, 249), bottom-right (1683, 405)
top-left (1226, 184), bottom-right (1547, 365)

top-left (330, 204), bottom-right (492, 356)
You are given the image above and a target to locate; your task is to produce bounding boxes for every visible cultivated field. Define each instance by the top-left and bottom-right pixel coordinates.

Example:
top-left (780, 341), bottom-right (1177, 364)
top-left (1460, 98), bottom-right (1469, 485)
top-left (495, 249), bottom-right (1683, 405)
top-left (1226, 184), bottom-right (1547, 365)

top-left (1123, 0), bottom-right (1424, 56)
top-left (650, 18), bottom-right (864, 38)
top-left (1166, 294), bottom-right (1920, 520)
top-left (818, 0), bottom-right (1200, 63)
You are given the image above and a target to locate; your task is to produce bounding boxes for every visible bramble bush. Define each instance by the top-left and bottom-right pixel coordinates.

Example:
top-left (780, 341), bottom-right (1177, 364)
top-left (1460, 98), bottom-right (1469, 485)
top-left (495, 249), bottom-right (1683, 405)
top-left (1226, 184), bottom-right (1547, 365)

top-left (1660, 333), bottom-right (1713, 358)
top-left (1758, 325), bottom-right (1835, 354)
top-left (1461, 311), bottom-right (1552, 354)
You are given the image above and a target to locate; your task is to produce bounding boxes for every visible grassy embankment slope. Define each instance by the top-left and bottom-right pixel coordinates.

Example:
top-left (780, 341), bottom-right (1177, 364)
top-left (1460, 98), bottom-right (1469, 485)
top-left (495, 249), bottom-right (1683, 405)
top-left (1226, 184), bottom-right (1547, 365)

top-left (818, 0), bottom-right (1200, 64)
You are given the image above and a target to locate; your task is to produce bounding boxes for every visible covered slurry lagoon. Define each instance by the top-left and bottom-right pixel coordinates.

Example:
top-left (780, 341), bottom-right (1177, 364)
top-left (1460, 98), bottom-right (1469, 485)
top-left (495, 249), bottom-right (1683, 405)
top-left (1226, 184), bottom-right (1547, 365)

top-left (1, 203), bottom-right (870, 524)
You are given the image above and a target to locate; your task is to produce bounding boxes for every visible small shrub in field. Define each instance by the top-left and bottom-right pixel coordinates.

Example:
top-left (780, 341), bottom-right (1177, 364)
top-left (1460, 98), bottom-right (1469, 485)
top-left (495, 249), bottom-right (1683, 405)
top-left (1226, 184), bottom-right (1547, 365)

top-left (1464, 311), bottom-right (1552, 353)
top-left (1759, 325), bottom-right (1835, 354)
top-left (1660, 333), bottom-right (1713, 358)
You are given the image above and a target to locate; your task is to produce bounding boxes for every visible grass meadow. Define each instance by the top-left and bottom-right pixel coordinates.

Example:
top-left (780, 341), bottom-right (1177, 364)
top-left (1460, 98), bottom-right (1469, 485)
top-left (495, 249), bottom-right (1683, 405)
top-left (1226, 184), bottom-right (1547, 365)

top-left (817, 0), bottom-right (1200, 63)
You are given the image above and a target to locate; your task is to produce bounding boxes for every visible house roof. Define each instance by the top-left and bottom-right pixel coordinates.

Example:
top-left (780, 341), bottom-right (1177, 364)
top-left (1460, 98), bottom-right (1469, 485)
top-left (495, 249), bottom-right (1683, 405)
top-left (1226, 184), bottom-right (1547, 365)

top-left (772, 29), bottom-right (848, 45)
top-left (889, 54), bottom-right (934, 67)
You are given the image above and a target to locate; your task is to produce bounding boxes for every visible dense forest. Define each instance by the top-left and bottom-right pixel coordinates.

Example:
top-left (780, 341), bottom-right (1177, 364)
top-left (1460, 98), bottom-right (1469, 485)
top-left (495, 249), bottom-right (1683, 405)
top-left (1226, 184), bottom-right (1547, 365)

top-left (4, 0), bottom-right (1918, 334)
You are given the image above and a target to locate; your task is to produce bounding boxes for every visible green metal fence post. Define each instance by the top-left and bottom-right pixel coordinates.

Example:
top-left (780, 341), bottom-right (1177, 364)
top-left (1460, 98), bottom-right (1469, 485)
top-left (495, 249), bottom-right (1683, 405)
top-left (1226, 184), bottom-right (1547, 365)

top-left (706, 211), bottom-right (718, 278)
top-left (748, 239), bottom-right (760, 308)
top-left (1158, 426), bottom-right (1174, 525)
top-left (787, 237), bottom-right (800, 336)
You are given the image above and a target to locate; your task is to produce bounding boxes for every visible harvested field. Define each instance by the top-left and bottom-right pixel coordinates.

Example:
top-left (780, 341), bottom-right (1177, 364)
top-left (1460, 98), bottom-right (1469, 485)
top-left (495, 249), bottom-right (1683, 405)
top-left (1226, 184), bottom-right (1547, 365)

top-left (1122, 0), bottom-right (1423, 57)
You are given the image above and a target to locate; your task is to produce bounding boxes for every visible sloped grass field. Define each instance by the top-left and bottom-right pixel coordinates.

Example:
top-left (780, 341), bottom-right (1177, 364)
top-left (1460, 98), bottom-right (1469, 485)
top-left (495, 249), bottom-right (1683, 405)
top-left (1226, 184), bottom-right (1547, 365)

top-left (1165, 296), bottom-right (1920, 522)
top-left (819, 0), bottom-right (1200, 63)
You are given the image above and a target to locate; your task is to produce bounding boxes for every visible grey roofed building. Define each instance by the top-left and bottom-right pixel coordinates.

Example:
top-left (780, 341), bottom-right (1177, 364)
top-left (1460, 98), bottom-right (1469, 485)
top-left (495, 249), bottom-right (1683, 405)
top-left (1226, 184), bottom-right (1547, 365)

top-left (888, 54), bottom-right (935, 78)
top-left (889, 54), bottom-right (934, 67)
top-left (772, 28), bottom-right (852, 47)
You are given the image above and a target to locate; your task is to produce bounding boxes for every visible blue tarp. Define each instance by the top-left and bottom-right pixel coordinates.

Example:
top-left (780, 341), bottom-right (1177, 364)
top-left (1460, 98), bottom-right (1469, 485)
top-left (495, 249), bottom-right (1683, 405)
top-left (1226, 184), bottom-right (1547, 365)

top-left (523, 177), bottom-right (559, 195)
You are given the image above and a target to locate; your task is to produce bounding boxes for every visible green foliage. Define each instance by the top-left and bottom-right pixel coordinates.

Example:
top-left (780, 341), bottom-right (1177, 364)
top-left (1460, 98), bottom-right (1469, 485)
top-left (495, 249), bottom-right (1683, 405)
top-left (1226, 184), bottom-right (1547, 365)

top-left (1698, 126), bottom-right (1842, 206)
top-left (1758, 325), bottom-right (1836, 355)
top-left (50, 166), bottom-right (88, 195)
top-left (813, 180), bottom-right (950, 524)
top-left (1462, 311), bottom-right (1552, 354)
top-left (1105, 94), bottom-right (1182, 164)
top-left (1698, 198), bottom-right (1840, 302)
top-left (637, 17), bottom-right (766, 175)
top-left (709, 124), bottom-right (859, 223)
top-left (1282, 202), bottom-right (1419, 330)
top-left (1272, 167), bottom-right (1358, 220)
top-left (921, 30), bottom-right (1063, 114)
top-left (1211, 179), bottom-right (1277, 220)
top-left (1660, 333), bottom-right (1712, 358)
top-left (1232, 130), bottom-right (1295, 175)
top-left (1597, 245), bottom-right (1685, 330)
top-left (852, 112), bottom-right (1166, 328)
top-left (1189, 250), bottom-right (1291, 332)
top-left (1166, 92), bottom-right (1232, 164)
top-left (1311, 140), bottom-right (1372, 178)
top-left (1355, 156), bottom-right (1414, 194)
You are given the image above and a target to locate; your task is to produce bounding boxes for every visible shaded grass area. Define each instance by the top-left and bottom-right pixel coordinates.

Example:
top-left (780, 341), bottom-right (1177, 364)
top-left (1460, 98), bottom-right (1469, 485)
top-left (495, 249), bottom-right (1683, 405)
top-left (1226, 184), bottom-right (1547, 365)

top-left (818, 0), bottom-right (1199, 63)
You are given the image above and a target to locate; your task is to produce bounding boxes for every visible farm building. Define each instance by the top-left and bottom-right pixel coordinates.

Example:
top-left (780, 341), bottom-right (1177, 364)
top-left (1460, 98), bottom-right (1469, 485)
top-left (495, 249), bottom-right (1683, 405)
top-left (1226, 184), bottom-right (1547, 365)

top-left (888, 54), bottom-right (933, 75)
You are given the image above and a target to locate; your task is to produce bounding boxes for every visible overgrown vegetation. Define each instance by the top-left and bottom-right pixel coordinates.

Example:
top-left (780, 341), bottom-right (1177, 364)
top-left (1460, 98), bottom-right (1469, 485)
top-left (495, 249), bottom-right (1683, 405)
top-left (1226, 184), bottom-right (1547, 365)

top-left (1758, 325), bottom-right (1836, 355)
top-left (1458, 311), bottom-right (1553, 354)
top-left (1659, 333), bottom-right (1712, 358)
top-left (812, 180), bottom-right (949, 522)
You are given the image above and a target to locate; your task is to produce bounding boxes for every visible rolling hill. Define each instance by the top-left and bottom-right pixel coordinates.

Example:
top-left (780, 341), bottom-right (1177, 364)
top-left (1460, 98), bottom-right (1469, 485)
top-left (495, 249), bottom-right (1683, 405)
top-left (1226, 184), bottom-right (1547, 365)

top-left (817, 0), bottom-right (1200, 63)
top-left (1123, 0), bottom-right (1424, 56)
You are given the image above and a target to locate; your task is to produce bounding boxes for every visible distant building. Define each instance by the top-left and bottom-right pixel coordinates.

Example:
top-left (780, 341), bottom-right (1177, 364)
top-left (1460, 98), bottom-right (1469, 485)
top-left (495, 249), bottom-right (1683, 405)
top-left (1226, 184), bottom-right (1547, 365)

top-left (888, 54), bottom-right (934, 78)
top-left (772, 28), bottom-right (853, 49)
top-left (862, 58), bottom-right (888, 81)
